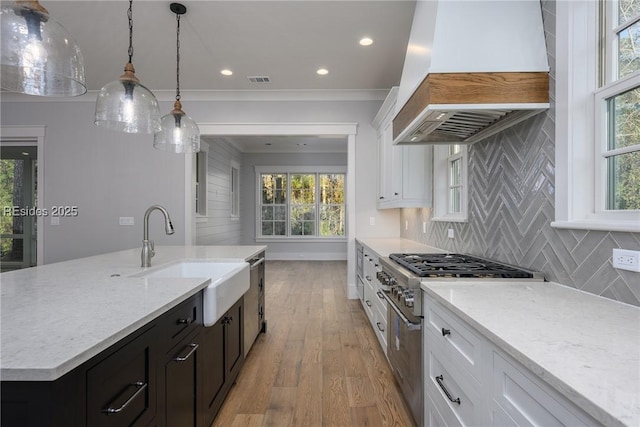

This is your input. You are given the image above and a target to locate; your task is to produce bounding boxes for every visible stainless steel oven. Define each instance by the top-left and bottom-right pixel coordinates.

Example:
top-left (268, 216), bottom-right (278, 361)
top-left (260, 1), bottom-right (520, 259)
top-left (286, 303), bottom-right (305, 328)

top-left (378, 253), bottom-right (544, 426)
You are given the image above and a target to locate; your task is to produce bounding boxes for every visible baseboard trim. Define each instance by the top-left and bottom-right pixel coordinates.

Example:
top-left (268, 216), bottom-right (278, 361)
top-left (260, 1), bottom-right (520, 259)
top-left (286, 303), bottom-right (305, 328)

top-left (266, 252), bottom-right (347, 261)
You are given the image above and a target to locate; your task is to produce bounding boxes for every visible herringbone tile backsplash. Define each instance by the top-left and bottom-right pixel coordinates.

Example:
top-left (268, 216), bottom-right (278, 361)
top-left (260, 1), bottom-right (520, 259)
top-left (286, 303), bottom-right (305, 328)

top-left (400, 0), bottom-right (640, 307)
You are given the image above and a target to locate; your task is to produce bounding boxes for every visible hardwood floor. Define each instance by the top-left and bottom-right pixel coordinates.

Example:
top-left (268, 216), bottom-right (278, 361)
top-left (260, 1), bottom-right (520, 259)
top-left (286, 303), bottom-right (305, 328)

top-left (211, 261), bottom-right (417, 427)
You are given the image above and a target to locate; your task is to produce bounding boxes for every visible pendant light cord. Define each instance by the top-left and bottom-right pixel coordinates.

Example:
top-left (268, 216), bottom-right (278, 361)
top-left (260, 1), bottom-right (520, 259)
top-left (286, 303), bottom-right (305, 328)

top-left (127, 0), bottom-right (134, 63)
top-left (175, 12), bottom-right (181, 101)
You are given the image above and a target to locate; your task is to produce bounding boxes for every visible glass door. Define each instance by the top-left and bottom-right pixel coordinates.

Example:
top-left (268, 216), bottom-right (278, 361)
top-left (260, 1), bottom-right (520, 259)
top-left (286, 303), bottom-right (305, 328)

top-left (1, 146), bottom-right (37, 271)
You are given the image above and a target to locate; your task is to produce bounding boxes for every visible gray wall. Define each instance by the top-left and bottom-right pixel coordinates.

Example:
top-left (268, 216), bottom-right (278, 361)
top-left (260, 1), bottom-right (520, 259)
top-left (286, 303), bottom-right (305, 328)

top-left (242, 151), bottom-right (349, 260)
top-left (401, 0), bottom-right (640, 307)
top-left (1, 96), bottom-right (397, 263)
top-left (0, 100), bottom-right (188, 264)
top-left (196, 136), bottom-right (243, 245)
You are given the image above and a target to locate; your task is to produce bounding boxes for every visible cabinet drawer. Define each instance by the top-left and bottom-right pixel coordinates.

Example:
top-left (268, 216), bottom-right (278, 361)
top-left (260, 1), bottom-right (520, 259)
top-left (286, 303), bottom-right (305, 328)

top-left (373, 300), bottom-right (388, 352)
top-left (492, 351), bottom-right (599, 427)
top-left (87, 327), bottom-right (157, 427)
top-left (424, 298), bottom-right (483, 383)
top-left (161, 293), bottom-right (202, 349)
top-left (426, 344), bottom-right (482, 427)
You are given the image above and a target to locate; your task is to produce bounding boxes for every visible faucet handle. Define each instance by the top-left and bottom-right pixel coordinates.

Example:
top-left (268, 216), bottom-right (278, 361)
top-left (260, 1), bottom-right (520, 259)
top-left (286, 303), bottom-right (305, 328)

top-left (149, 240), bottom-right (155, 257)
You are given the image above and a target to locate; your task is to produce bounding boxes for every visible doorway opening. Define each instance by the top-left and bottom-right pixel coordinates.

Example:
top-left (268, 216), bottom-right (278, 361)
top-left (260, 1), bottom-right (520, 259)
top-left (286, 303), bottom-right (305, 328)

top-left (1, 126), bottom-right (45, 271)
top-left (1, 145), bottom-right (38, 271)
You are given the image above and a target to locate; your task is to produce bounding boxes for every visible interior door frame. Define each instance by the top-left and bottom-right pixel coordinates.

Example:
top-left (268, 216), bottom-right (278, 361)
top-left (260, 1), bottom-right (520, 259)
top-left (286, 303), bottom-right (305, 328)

top-left (184, 122), bottom-right (359, 298)
top-left (1, 126), bottom-right (45, 266)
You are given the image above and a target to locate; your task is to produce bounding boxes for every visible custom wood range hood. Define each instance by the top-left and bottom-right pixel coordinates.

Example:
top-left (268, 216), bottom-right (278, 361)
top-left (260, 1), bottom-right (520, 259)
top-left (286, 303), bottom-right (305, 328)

top-left (393, 0), bottom-right (550, 145)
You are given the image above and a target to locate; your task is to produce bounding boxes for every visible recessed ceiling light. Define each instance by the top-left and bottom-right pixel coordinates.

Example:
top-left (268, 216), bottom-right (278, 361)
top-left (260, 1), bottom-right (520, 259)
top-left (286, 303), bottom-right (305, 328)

top-left (317, 68), bottom-right (329, 75)
top-left (359, 37), bottom-right (374, 46)
top-left (220, 69), bottom-right (233, 76)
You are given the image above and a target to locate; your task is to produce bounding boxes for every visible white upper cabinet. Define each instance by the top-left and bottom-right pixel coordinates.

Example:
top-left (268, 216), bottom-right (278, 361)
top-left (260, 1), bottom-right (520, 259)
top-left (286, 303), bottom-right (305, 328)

top-left (373, 87), bottom-right (433, 209)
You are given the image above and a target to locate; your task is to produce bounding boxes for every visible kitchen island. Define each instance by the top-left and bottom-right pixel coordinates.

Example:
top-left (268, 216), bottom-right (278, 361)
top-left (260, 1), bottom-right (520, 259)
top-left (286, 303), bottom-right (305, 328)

top-left (1, 245), bottom-right (266, 426)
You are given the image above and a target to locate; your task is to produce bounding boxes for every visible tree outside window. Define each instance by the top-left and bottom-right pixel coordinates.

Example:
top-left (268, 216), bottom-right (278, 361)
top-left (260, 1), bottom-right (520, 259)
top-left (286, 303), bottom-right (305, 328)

top-left (259, 171), bottom-right (345, 238)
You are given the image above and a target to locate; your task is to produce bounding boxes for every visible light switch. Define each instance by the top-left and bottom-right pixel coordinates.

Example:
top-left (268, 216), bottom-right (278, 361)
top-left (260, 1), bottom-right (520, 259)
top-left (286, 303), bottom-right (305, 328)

top-left (119, 217), bottom-right (134, 226)
top-left (448, 228), bottom-right (454, 238)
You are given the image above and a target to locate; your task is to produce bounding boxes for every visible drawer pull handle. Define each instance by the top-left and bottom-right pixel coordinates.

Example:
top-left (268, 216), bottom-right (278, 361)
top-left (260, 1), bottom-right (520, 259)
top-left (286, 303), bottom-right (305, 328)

top-left (376, 291), bottom-right (385, 299)
top-left (177, 317), bottom-right (193, 325)
top-left (376, 322), bottom-right (385, 332)
top-left (441, 328), bottom-right (451, 337)
top-left (435, 375), bottom-right (461, 405)
top-left (365, 300), bottom-right (372, 307)
top-left (103, 381), bottom-right (148, 414)
top-left (174, 343), bottom-right (199, 362)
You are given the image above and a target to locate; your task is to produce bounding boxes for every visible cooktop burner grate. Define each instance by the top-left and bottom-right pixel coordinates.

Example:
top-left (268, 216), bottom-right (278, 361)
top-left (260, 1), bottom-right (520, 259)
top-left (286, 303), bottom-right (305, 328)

top-left (389, 253), bottom-right (535, 278)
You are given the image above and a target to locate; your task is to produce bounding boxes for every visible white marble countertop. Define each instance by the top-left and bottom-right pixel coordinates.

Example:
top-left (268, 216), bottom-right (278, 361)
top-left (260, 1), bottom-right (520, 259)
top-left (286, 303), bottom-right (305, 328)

top-left (0, 245), bottom-right (266, 382)
top-left (356, 237), bottom-right (445, 258)
top-left (422, 280), bottom-right (640, 427)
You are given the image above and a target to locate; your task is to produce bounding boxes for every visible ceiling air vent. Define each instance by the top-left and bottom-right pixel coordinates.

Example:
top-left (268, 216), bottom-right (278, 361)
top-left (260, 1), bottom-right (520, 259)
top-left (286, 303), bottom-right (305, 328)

top-left (247, 76), bottom-right (271, 83)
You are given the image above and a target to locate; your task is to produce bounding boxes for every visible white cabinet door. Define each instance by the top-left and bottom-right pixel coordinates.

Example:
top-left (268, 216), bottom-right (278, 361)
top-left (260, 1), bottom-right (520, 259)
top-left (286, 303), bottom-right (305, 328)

top-left (374, 87), bottom-right (432, 210)
top-left (491, 351), bottom-right (600, 427)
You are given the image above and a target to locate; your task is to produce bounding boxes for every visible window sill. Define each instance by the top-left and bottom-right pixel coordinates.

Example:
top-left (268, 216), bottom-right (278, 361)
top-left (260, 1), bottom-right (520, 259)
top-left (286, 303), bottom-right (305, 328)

top-left (432, 215), bottom-right (468, 223)
top-left (255, 237), bottom-right (348, 243)
top-left (196, 215), bottom-right (208, 224)
top-left (551, 219), bottom-right (640, 233)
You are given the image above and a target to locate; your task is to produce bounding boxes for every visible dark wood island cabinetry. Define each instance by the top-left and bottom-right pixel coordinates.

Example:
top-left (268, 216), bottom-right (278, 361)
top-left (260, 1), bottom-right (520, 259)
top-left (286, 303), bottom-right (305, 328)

top-left (1, 292), bottom-right (247, 427)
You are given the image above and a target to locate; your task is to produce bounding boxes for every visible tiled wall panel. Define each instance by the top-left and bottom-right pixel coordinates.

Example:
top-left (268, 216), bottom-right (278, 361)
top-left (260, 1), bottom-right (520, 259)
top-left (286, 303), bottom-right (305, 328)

top-left (400, 0), bottom-right (640, 306)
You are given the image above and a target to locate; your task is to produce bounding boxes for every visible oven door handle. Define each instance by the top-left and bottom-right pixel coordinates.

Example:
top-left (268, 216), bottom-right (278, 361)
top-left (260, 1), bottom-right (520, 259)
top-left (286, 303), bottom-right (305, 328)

top-left (380, 292), bottom-right (421, 331)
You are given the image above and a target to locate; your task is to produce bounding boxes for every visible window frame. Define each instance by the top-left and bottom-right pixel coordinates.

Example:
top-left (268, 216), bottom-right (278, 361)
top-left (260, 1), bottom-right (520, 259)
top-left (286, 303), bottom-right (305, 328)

top-left (432, 144), bottom-right (468, 222)
top-left (553, 0), bottom-right (640, 232)
top-left (255, 165), bottom-right (347, 242)
top-left (230, 160), bottom-right (240, 221)
top-left (194, 142), bottom-right (209, 222)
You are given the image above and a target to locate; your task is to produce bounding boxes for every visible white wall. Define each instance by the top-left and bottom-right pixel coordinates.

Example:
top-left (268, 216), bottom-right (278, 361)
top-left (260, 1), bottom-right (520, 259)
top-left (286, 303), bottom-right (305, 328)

top-left (242, 151), bottom-right (348, 260)
top-left (1, 95), bottom-right (399, 264)
top-left (196, 137), bottom-right (243, 245)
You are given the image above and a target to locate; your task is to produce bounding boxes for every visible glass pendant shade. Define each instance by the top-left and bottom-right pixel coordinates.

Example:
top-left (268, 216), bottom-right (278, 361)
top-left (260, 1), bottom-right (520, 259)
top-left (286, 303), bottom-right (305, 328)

top-left (94, 62), bottom-right (161, 134)
top-left (153, 100), bottom-right (200, 153)
top-left (0, 1), bottom-right (86, 96)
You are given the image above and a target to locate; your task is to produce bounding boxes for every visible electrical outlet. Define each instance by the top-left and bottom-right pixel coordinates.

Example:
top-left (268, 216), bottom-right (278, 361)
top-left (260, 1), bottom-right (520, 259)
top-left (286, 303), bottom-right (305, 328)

top-left (422, 222), bottom-right (427, 233)
top-left (447, 228), bottom-right (454, 239)
top-left (405, 220), bottom-right (408, 230)
top-left (612, 249), bottom-right (640, 272)
top-left (369, 216), bottom-right (375, 226)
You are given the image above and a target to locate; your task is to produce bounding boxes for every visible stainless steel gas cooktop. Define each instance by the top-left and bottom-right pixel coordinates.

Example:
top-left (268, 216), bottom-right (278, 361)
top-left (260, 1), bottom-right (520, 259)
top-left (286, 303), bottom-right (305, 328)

top-left (388, 253), bottom-right (542, 279)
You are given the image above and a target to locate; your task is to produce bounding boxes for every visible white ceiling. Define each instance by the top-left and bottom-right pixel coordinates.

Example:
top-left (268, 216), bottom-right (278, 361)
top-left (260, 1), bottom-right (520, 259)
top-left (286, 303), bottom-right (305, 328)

top-left (9, 0), bottom-right (417, 152)
top-left (42, 0), bottom-right (416, 92)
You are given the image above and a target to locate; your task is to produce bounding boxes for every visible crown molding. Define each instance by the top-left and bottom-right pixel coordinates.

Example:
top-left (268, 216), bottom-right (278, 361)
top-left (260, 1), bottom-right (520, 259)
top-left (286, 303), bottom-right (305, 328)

top-left (1, 89), bottom-right (390, 103)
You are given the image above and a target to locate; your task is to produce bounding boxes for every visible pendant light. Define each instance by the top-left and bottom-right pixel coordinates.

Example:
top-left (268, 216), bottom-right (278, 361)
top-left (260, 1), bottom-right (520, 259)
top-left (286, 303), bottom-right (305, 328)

top-left (153, 3), bottom-right (200, 153)
top-left (94, 0), bottom-right (160, 134)
top-left (0, 0), bottom-right (86, 96)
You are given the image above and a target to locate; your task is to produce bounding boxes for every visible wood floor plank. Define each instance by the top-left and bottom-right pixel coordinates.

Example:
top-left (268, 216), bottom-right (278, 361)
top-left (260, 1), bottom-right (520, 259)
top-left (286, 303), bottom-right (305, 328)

top-left (209, 261), bottom-right (415, 427)
top-left (263, 386), bottom-right (298, 426)
top-left (229, 414), bottom-right (265, 427)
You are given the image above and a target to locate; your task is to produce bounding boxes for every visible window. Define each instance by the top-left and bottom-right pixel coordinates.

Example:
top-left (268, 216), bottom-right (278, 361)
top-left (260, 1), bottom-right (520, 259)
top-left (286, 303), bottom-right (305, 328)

top-left (554, 0), bottom-right (640, 232)
top-left (230, 161), bottom-right (240, 219)
top-left (256, 166), bottom-right (346, 239)
top-left (432, 144), bottom-right (468, 222)
top-left (194, 143), bottom-right (208, 219)
top-left (596, 0), bottom-right (640, 212)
